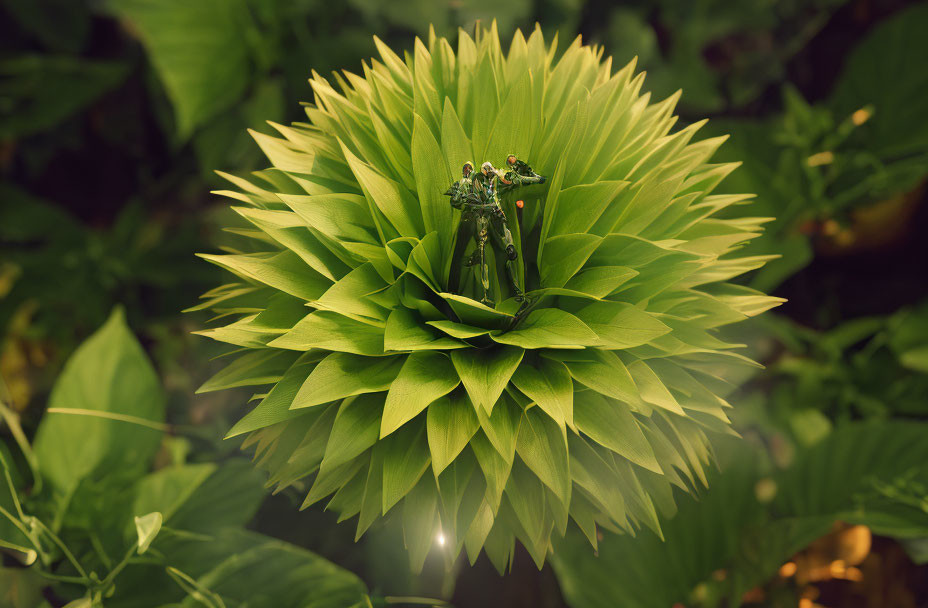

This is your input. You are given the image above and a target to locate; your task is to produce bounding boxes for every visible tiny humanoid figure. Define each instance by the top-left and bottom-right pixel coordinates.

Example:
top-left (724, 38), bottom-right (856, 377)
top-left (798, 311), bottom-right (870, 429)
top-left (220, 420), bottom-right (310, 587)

top-left (445, 155), bottom-right (545, 307)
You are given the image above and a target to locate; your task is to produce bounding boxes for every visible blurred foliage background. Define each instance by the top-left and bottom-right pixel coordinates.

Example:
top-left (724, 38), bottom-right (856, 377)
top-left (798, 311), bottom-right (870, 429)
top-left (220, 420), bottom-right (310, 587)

top-left (1, 0), bottom-right (927, 606)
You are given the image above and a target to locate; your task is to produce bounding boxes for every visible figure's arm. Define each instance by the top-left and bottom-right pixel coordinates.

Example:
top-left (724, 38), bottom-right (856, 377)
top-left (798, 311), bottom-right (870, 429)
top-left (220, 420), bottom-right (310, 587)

top-left (499, 159), bottom-right (546, 193)
top-left (445, 181), bottom-right (465, 209)
top-left (462, 190), bottom-right (484, 207)
top-left (505, 171), bottom-right (546, 186)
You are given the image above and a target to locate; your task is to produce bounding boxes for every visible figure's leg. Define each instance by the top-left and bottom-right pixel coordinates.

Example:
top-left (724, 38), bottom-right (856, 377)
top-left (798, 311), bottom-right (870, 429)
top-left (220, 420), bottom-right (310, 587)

top-left (491, 215), bottom-right (523, 301)
top-left (449, 215), bottom-right (474, 293)
top-left (476, 216), bottom-right (492, 307)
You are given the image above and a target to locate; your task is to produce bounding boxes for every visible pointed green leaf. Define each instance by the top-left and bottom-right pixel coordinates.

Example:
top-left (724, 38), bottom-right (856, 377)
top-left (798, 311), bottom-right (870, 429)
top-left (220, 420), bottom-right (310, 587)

top-left (475, 392), bottom-right (522, 464)
top-left (233, 206), bottom-right (351, 281)
top-left (382, 422), bottom-right (431, 513)
top-left (503, 461), bottom-right (552, 568)
top-left (427, 319), bottom-right (494, 339)
top-left (516, 407), bottom-right (570, 505)
top-left (563, 266), bottom-right (638, 298)
top-left (314, 263), bottom-right (389, 322)
top-left (385, 308), bottom-right (466, 351)
top-left (556, 350), bottom-right (644, 409)
top-left (575, 393), bottom-right (661, 474)
top-left (412, 113), bottom-right (453, 256)
top-left (539, 233), bottom-right (602, 288)
top-left (549, 181), bottom-right (630, 236)
top-left (320, 394), bottom-right (385, 473)
top-left (568, 434), bottom-right (627, 525)
top-left (291, 352), bottom-right (402, 409)
top-left (342, 142), bottom-right (423, 238)
top-left (427, 391), bottom-right (480, 476)
top-left (575, 301), bottom-right (671, 348)
top-left (440, 293), bottom-right (515, 328)
top-left (492, 309), bottom-right (598, 349)
top-left (510, 358), bottom-right (573, 430)
top-left (270, 311), bottom-right (386, 356)
top-left (304, 453), bottom-right (367, 510)
top-left (197, 350), bottom-right (298, 393)
top-left (280, 192), bottom-right (379, 245)
top-left (403, 474), bottom-right (439, 573)
top-left (451, 346), bottom-right (523, 412)
top-left (381, 352), bottom-right (460, 437)
top-left (227, 353), bottom-right (319, 437)
top-left (471, 431), bottom-right (513, 512)
top-left (627, 360), bottom-right (685, 415)
top-left (198, 251), bottom-right (331, 302)
top-left (357, 446), bottom-right (384, 540)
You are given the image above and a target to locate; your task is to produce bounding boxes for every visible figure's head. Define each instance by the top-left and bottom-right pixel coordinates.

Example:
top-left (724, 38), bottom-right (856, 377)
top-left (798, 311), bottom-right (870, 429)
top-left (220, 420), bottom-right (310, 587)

top-left (462, 161), bottom-right (474, 178)
top-left (506, 154), bottom-right (517, 166)
top-left (481, 161), bottom-right (495, 176)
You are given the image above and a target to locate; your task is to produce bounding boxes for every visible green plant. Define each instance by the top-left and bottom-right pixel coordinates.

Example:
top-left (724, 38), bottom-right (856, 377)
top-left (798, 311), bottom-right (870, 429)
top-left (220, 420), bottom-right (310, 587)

top-left (0, 309), bottom-right (372, 608)
top-left (0, 185), bottom-right (212, 367)
top-left (595, 0), bottom-right (851, 114)
top-left (735, 304), bottom-right (928, 442)
top-left (194, 23), bottom-right (782, 571)
top-left (551, 421), bottom-right (928, 608)
top-left (704, 3), bottom-right (928, 291)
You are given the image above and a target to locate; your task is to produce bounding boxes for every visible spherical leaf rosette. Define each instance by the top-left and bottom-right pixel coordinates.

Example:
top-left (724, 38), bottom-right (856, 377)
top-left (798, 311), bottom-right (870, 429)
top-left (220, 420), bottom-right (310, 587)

top-left (194, 24), bottom-right (782, 571)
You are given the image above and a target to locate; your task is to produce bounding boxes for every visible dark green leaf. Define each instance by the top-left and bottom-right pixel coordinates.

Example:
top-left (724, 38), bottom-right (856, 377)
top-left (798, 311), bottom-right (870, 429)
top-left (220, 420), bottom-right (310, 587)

top-left (108, 0), bottom-right (254, 138)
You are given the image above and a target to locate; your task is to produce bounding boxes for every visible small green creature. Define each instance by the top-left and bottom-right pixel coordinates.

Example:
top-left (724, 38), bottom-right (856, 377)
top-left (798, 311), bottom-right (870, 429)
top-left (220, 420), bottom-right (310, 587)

top-left (445, 155), bottom-right (545, 307)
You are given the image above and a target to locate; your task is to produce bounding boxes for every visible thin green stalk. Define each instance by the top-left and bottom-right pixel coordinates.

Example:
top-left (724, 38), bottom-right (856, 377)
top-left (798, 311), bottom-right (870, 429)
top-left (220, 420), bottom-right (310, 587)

top-left (45, 408), bottom-right (173, 432)
top-left (44, 407), bottom-right (221, 442)
top-left (30, 516), bottom-right (88, 579)
top-left (166, 566), bottom-right (226, 608)
top-left (0, 378), bottom-right (41, 494)
top-left (0, 503), bottom-right (31, 540)
top-left (0, 537), bottom-right (37, 565)
top-left (89, 532), bottom-right (113, 570)
top-left (51, 484), bottom-right (75, 534)
top-left (0, 452), bottom-right (27, 519)
top-left (33, 570), bottom-right (89, 586)
top-left (0, 504), bottom-right (50, 568)
top-left (383, 597), bottom-right (449, 606)
top-left (99, 544), bottom-right (137, 591)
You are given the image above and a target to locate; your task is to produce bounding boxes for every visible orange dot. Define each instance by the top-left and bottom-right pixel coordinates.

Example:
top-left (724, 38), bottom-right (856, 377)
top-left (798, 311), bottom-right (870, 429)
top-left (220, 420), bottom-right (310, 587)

top-left (779, 562), bottom-right (798, 577)
top-left (851, 108), bottom-right (871, 126)
top-left (844, 566), bottom-right (863, 582)
top-left (516, 200), bottom-right (524, 208)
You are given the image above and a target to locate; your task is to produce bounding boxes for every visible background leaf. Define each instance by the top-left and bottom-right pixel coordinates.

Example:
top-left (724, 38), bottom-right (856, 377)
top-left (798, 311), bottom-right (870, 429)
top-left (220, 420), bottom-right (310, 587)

top-left (0, 55), bottom-right (127, 138)
top-left (32, 307), bottom-right (165, 494)
top-left (108, 0), bottom-right (254, 138)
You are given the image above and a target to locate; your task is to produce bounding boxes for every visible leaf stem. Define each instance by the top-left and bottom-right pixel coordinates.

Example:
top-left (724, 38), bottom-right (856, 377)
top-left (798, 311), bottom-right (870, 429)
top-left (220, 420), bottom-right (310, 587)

top-left (45, 408), bottom-right (173, 432)
top-left (30, 516), bottom-right (89, 579)
top-left (0, 504), bottom-right (50, 568)
top-left (0, 377), bottom-right (42, 494)
top-left (0, 537), bottom-right (37, 564)
top-left (383, 596), bottom-right (450, 606)
top-left (51, 484), bottom-right (75, 534)
top-left (34, 570), bottom-right (89, 585)
top-left (0, 503), bottom-right (32, 540)
top-left (89, 532), bottom-right (113, 570)
top-left (99, 544), bottom-right (137, 591)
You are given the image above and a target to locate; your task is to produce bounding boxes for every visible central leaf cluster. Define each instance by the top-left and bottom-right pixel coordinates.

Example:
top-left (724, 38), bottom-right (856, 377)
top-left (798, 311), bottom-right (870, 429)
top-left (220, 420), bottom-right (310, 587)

top-left (195, 24), bottom-right (781, 571)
